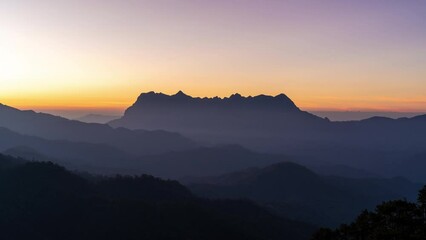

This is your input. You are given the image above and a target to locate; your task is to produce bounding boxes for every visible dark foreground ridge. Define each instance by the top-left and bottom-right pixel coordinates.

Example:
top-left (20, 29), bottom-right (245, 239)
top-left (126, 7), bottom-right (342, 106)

top-left (0, 154), bottom-right (315, 240)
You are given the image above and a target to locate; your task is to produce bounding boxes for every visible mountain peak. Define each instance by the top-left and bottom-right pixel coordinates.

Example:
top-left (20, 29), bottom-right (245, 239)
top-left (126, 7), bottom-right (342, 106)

top-left (174, 90), bottom-right (187, 96)
top-left (139, 91), bottom-right (164, 97)
top-left (173, 90), bottom-right (191, 99)
top-left (275, 93), bottom-right (291, 100)
top-left (230, 93), bottom-right (242, 99)
top-left (109, 90), bottom-right (319, 139)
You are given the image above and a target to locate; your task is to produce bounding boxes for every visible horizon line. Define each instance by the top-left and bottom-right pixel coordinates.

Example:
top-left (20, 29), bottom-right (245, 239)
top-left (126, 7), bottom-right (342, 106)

top-left (4, 103), bottom-right (426, 114)
top-left (2, 90), bottom-right (426, 114)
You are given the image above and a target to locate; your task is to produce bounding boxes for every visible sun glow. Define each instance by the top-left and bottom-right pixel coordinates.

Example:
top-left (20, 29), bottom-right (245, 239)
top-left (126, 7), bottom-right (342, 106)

top-left (1, 0), bottom-right (425, 114)
top-left (0, 29), bottom-right (28, 82)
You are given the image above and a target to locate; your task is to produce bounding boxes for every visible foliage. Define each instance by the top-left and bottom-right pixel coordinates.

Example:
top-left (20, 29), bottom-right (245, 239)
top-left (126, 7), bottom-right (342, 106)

top-left (312, 186), bottom-right (426, 240)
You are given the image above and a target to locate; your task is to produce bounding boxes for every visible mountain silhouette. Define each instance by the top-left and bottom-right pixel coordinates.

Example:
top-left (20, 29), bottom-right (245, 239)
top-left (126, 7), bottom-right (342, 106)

top-left (0, 129), bottom-right (372, 180)
top-left (0, 103), bottom-right (196, 155)
top-left (75, 114), bottom-right (119, 124)
top-left (0, 125), bottom-right (290, 178)
top-left (3, 145), bottom-right (52, 162)
top-left (187, 162), bottom-right (421, 227)
top-left (109, 91), bottom-right (323, 138)
top-left (0, 131), bottom-right (381, 181)
top-left (0, 127), bottom-right (137, 173)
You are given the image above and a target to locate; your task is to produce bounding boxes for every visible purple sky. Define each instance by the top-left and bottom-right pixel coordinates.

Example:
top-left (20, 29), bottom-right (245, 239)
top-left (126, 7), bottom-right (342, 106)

top-left (1, 0), bottom-right (425, 116)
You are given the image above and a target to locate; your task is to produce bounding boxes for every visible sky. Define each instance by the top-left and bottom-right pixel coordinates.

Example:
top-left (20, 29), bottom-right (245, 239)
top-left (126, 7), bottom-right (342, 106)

top-left (1, 0), bottom-right (426, 117)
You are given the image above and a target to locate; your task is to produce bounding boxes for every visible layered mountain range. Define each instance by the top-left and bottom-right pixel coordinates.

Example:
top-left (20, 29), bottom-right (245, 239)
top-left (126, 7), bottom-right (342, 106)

top-left (0, 103), bottom-right (196, 155)
top-left (1, 91), bottom-right (426, 182)
top-left (186, 162), bottom-right (421, 227)
top-left (109, 91), bottom-right (426, 181)
top-left (0, 92), bottom-right (425, 231)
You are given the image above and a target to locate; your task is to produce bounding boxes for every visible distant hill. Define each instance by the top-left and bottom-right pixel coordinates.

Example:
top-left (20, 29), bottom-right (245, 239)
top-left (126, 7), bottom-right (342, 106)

top-left (75, 114), bottom-right (120, 124)
top-left (0, 103), bottom-right (197, 155)
top-left (0, 127), bottom-right (137, 174)
top-left (4, 146), bottom-right (52, 162)
top-left (0, 132), bottom-right (382, 180)
top-left (187, 162), bottom-right (422, 227)
top-left (0, 154), bottom-right (316, 240)
top-left (0, 127), bottom-right (288, 178)
top-left (312, 111), bottom-right (425, 121)
top-left (1, 131), bottom-right (371, 180)
top-left (0, 123), bottom-right (286, 178)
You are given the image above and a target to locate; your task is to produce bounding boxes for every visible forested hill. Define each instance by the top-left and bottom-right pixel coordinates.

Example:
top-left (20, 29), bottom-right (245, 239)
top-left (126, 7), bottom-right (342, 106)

top-left (0, 154), bottom-right (315, 240)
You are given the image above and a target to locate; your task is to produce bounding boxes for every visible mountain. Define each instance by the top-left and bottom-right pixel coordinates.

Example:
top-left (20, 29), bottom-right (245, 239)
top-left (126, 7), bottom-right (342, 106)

top-left (0, 133), bottom-right (381, 180)
top-left (312, 111), bottom-right (424, 121)
top-left (186, 162), bottom-right (422, 227)
top-left (0, 127), bottom-right (138, 174)
top-left (109, 91), bottom-right (324, 139)
top-left (0, 128), bottom-right (289, 178)
top-left (0, 154), bottom-right (316, 240)
top-left (3, 146), bottom-right (52, 162)
top-left (75, 114), bottom-right (120, 124)
top-left (0, 103), bottom-right (196, 155)
top-left (0, 152), bottom-right (26, 169)
top-left (0, 125), bottom-right (300, 178)
top-left (108, 91), bottom-right (426, 182)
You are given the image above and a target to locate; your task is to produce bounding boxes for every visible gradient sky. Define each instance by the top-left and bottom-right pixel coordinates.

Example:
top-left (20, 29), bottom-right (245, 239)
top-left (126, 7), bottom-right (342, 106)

top-left (1, 0), bottom-right (426, 116)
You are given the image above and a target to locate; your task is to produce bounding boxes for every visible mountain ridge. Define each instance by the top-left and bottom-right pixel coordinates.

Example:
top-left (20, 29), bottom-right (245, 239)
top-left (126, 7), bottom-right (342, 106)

top-left (187, 162), bottom-right (422, 227)
top-left (129, 91), bottom-right (300, 110)
top-left (0, 103), bottom-right (197, 155)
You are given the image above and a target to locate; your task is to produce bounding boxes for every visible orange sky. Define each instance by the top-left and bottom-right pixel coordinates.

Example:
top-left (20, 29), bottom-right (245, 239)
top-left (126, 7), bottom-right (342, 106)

top-left (1, 0), bottom-right (425, 115)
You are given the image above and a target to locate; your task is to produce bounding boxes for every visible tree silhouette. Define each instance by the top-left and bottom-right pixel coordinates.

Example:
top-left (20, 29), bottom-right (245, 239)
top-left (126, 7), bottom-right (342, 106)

top-left (312, 186), bottom-right (426, 240)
